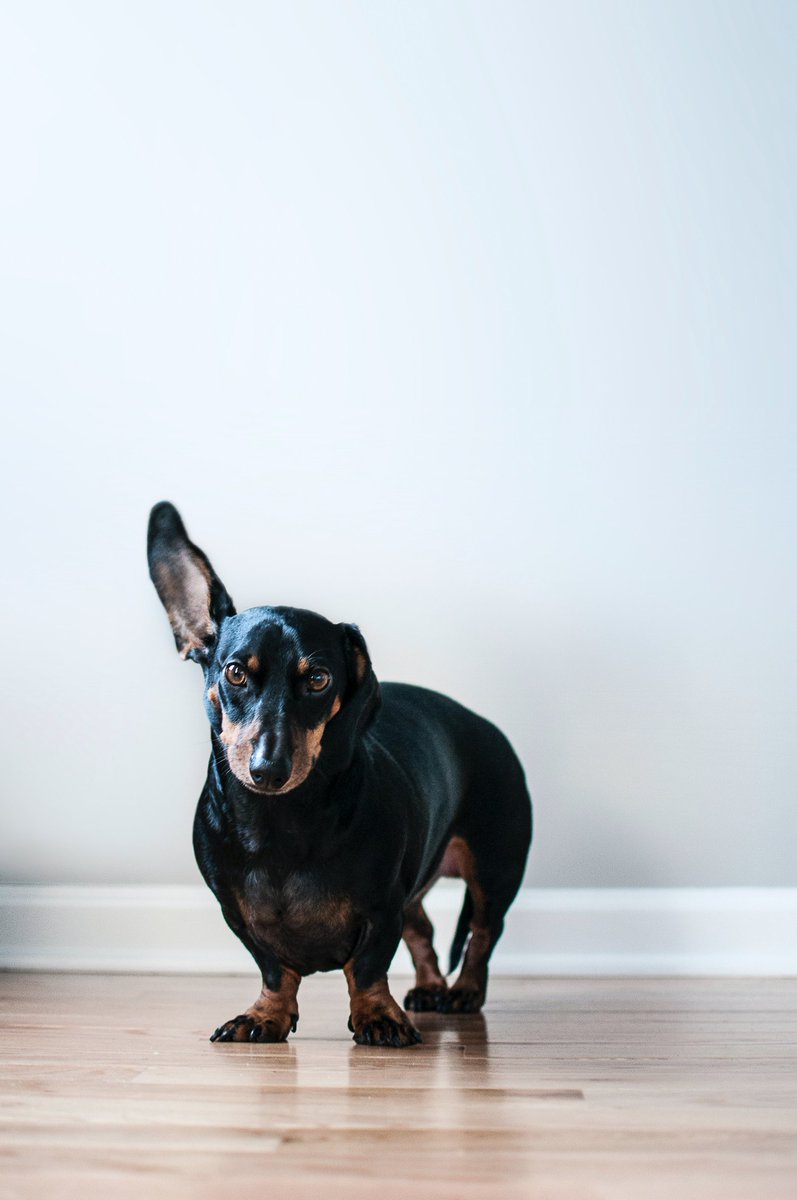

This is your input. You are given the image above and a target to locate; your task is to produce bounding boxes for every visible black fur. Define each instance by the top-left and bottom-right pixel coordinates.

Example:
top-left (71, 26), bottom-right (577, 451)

top-left (147, 501), bottom-right (532, 1047)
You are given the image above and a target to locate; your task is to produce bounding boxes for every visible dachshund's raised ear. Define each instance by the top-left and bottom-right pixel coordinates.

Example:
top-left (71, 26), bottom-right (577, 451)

top-left (147, 501), bottom-right (235, 665)
top-left (324, 623), bottom-right (381, 771)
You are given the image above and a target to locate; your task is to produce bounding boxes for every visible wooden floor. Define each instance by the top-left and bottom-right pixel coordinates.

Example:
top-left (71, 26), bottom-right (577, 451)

top-left (1, 973), bottom-right (795, 1199)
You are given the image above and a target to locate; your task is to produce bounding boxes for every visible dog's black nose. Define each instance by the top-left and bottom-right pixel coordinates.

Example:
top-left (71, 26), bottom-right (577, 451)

top-left (249, 753), bottom-right (292, 791)
top-left (249, 729), bottom-right (293, 791)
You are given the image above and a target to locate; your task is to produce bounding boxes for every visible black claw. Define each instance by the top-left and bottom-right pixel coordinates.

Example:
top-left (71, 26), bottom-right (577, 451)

top-left (351, 1016), bottom-right (422, 1048)
top-left (210, 1012), bottom-right (296, 1045)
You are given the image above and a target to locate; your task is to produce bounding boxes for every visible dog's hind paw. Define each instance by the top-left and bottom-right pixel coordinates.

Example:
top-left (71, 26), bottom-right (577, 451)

top-left (437, 988), bottom-right (484, 1014)
top-left (210, 1011), bottom-right (297, 1043)
top-left (403, 985), bottom-right (449, 1012)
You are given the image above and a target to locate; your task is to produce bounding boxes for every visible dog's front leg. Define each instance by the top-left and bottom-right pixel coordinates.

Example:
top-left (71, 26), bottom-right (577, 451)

top-left (209, 916), bottom-right (301, 1044)
top-left (210, 959), bottom-right (301, 1044)
top-left (345, 914), bottom-right (422, 1048)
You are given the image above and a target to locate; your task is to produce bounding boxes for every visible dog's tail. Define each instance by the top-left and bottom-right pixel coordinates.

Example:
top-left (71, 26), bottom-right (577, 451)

top-left (448, 888), bottom-right (474, 974)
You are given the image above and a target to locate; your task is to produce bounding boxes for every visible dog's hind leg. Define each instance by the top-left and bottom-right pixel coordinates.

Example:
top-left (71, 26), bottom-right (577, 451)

top-left (402, 899), bottom-right (450, 1012)
top-left (444, 896), bottom-right (499, 1013)
top-left (440, 731), bottom-right (532, 1014)
top-left (436, 834), bottom-right (520, 1015)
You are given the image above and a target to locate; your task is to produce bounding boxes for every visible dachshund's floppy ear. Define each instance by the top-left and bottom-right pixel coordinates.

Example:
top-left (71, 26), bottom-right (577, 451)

top-left (147, 501), bottom-right (236, 665)
top-left (325, 623), bottom-right (381, 770)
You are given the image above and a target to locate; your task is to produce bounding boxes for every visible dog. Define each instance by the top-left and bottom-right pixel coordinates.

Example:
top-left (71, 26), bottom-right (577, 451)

top-left (147, 501), bottom-right (532, 1047)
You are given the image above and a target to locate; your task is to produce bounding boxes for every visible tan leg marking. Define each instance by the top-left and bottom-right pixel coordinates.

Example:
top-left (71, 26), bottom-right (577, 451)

top-left (402, 899), bottom-right (450, 1013)
top-left (210, 967), bottom-right (301, 1043)
top-left (402, 901), bottom-right (447, 989)
top-left (344, 962), bottom-right (422, 1047)
top-left (439, 835), bottom-right (491, 1008)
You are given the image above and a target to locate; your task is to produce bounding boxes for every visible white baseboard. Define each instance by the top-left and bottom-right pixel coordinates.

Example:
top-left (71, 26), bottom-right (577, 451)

top-left (1, 884), bottom-right (796, 976)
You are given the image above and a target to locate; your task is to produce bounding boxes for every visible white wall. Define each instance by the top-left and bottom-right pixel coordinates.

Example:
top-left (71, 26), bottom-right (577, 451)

top-left (0, 1), bottom-right (794, 889)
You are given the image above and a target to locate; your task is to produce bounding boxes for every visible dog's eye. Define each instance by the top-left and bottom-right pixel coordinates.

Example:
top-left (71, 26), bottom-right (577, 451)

top-left (307, 669), bottom-right (331, 693)
top-left (225, 662), bottom-right (247, 687)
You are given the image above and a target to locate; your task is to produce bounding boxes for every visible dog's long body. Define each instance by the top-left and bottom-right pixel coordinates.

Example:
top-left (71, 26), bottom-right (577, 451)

top-left (148, 502), bottom-right (532, 1047)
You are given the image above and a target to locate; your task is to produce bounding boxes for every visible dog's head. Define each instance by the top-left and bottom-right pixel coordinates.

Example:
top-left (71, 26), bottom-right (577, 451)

top-left (147, 501), bottom-right (380, 796)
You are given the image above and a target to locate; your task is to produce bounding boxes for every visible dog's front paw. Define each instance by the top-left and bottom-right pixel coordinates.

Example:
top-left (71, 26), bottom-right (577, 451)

top-left (209, 1010), bottom-right (298, 1043)
top-left (403, 985), bottom-right (449, 1012)
top-left (348, 1011), bottom-right (422, 1048)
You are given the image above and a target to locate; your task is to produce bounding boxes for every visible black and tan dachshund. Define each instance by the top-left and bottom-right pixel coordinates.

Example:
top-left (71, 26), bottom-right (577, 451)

top-left (147, 501), bottom-right (532, 1047)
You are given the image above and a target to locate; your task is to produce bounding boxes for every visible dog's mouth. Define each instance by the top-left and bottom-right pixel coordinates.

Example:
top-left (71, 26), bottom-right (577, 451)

top-left (242, 775), bottom-right (296, 797)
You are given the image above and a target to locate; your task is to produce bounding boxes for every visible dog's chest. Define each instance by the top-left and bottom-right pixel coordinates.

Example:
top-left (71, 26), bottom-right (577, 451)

top-left (236, 869), bottom-right (357, 972)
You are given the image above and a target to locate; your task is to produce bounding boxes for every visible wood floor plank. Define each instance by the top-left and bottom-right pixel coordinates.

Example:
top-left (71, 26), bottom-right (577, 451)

top-left (1, 973), bottom-right (796, 1199)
